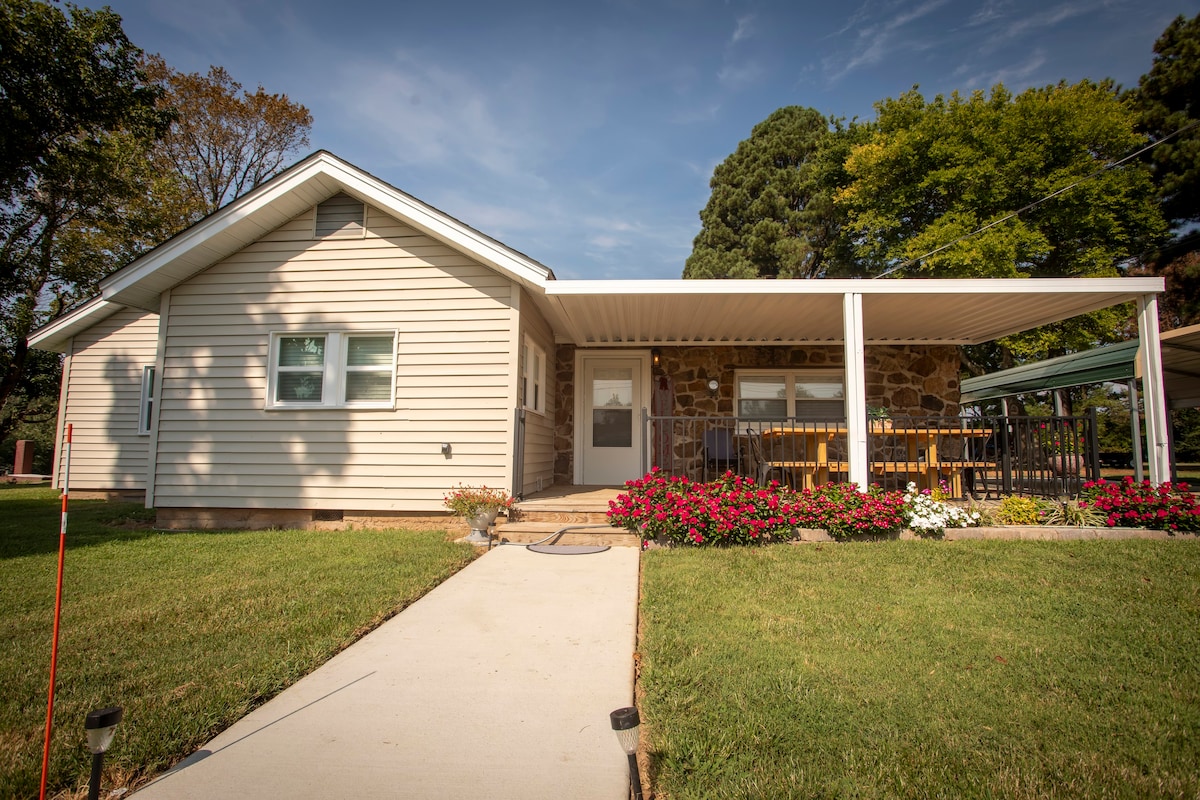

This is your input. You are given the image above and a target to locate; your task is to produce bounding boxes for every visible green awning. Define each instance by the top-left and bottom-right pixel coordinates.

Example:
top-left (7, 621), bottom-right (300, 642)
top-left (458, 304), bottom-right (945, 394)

top-left (960, 340), bottom-right (1140, 403)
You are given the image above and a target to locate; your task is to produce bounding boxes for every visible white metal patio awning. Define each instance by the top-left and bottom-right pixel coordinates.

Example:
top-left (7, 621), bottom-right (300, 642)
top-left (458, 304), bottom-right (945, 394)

top-left (535, 278), bottom-right (1161, 345)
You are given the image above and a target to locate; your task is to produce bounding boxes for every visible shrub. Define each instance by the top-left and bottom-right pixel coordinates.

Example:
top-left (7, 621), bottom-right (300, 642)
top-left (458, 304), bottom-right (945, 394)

top-left (607, 469), bottom-right (801, 546)
top-left (902, 481), bottom-right (981, 535)
top-left (1081, 478), bottom-right (1200, 532)
top-left (995, 496), bottom-right (1049, 525)
top-left (1042, 499), bottom-right (1106, 527)
top-left (789, 482), bottom-right (907, 540)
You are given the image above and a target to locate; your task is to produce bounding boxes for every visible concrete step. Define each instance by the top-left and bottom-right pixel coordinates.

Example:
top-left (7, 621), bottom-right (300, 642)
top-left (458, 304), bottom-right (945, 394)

top-left (493, 521), bottom-right (638, 547)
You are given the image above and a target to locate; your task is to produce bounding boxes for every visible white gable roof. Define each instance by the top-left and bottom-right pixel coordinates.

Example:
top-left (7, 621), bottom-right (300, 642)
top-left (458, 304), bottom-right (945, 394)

top-left (100, 150), bottom-right (554, 312)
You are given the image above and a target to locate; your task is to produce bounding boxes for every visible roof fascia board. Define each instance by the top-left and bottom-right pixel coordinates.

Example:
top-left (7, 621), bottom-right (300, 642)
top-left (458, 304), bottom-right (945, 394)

top-left (28, 298), bottom-right (124, 353)
top-left (543, 277), bottom-right (1164, 297)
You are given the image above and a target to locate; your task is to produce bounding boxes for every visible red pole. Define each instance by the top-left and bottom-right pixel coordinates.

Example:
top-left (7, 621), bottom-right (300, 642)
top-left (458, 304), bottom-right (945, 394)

top-left (39, 423), bottom-right (72, 800)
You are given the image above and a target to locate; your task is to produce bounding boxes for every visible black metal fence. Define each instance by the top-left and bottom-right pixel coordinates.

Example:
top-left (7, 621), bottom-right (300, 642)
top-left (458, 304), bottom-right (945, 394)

top-left (643, 410), bottom-right (1102, 498)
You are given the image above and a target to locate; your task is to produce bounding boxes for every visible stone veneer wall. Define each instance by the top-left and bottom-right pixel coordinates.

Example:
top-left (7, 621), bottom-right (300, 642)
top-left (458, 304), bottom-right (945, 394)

top-left (553, 344), bottom-right (960, 485)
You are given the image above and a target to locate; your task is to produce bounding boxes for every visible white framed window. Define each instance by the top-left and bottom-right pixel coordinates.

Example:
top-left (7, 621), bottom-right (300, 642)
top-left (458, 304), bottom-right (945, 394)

top-left (522, 336), bottom-right (546, 414)
top-left (314, 193), bottom-right (365, 238)
top-left (267, 332), bottom-right (396, 409)
top-left (138, 365), bottom-right (155, 435)
top-left (736, 370), bottom-right (844, 420)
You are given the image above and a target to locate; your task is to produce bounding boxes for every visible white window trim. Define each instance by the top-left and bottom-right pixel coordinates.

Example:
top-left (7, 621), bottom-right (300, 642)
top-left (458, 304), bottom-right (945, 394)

top-left (522, 335), bottom-right (547, 415)
top-left (266, 331), bottom-right (397, 410)
top-left (735, 369), bottom-right (845, 420)
top-left (138, 365), bottom-right (155, 435)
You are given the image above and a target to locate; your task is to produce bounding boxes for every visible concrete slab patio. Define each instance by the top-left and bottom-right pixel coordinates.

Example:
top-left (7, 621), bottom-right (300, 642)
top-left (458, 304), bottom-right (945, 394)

top-left (132, 544), bottom-right (641, 800)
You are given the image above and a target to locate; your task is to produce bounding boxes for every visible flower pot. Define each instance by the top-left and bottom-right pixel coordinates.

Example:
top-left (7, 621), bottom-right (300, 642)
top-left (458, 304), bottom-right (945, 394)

top-left (1048, 454), bottom-right (1084, 476)
top-left (870, 420), bottom-right (892, 432)
top-left (464, 508), bottom-right (500, 543)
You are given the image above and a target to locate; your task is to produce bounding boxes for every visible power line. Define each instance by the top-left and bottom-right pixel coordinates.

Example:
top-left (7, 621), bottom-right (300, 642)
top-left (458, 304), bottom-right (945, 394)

top-left (872, 119), bottom-right (1200, 279)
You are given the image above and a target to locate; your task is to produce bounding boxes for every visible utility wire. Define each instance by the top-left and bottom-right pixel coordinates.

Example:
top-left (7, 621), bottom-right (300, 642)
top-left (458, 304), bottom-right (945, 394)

top-left (872, 118), bottom-right (1200, 279)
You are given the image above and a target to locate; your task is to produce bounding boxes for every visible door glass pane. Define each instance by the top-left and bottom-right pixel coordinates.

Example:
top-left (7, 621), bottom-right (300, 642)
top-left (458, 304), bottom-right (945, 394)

top-left (593, 409), bottom-right (632, 447)
top-left (592, 366), bottom-right (633, 448)
top-left (593, 368), bottom-right (632, 408)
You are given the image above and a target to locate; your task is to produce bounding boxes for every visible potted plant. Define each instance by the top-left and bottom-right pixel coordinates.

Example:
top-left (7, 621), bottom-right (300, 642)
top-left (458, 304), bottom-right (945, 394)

top-left (1041, 426), bottom-right (1083, 475)
top-left (443, 484), bottom-right (514, 542)
top-left (867, 406), bottom-right (892, 431)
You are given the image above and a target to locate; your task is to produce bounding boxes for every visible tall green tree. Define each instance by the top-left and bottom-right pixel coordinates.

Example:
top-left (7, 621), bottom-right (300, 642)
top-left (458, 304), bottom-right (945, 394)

top-left (836, 82), bottom-right (1166, 370)
top-left (684, 106), bottom-right (860, 279)
top-left (0, 0), bottom-right (169, 444)
top-left (1130, 13), bottom-right (1200, 232)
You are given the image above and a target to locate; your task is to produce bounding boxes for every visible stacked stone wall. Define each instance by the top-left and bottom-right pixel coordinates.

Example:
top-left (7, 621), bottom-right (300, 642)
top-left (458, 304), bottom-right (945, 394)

top-left (552, 344), bottom-right (960, 485)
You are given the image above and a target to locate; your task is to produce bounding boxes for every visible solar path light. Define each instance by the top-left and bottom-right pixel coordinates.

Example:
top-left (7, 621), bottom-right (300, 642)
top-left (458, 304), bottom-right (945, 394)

top-left (610, 706), bottom-right (644, 800)
top-left (85, 706), bottom-right (123, 800)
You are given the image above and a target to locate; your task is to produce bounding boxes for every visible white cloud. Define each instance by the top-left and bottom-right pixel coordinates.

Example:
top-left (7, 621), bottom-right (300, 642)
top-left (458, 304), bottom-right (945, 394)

top-left (718, 60), bottom-right (765, 88)
top-left (825, 0), bottom-right (953, 81)
top-left (957, 49), bottom-right (1049, 90)
top-left (731, 14), bottom-right (757, 44)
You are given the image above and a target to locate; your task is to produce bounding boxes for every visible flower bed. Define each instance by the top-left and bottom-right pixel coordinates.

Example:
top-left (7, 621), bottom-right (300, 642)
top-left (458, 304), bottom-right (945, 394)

top-left (1082, 477), bottom-right (1200, 532)
top-left (607, 469), bottom-right (914, 546)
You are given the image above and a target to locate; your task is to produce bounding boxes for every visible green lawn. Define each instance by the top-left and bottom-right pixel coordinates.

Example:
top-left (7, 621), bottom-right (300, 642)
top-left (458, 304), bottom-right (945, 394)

top-left (0, 486), bottom-right (476, 800)
top-left (639, 542), bottom-right (1200, 799)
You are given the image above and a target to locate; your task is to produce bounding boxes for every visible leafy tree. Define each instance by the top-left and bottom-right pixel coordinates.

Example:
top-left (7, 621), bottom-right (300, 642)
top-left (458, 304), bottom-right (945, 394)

top-left (1130, 13), bottom-right (1200, 231)
top-left (142, 55), bottom-right (312, 222)
top-left (0, 0), bottom-right (169, 444)
top-left (684, 107), bottom-right (861, 279)
top-left (836, 82), bottom-right (1166, 371)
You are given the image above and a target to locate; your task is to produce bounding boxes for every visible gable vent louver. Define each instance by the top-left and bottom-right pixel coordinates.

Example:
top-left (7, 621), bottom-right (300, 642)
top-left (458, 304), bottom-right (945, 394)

top-left (315, 193), bottom-right (365, 238)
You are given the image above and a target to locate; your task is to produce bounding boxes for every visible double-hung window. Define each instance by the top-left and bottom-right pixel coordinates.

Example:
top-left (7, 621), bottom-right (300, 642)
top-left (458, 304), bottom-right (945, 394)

top-left (522, 337), bottom-right (546, 414)
top-left (268, 332), bottom-right (396, 409)
top-left (736, 370), bottom-right (845, 421)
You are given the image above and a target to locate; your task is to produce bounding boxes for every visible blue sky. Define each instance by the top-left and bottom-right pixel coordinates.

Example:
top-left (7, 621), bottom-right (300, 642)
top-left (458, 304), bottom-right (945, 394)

top-left (106, 0), bottom-right (1199, 280)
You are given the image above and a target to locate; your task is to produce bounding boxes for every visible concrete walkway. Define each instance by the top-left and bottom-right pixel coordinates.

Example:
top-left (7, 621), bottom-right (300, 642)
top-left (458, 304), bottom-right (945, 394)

top-left (132, 545), bottom-right (641, 800)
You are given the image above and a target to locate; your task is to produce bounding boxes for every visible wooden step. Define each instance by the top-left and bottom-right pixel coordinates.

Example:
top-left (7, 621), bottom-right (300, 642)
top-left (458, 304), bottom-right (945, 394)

top-left (492, 521), bottom-right (639, 547)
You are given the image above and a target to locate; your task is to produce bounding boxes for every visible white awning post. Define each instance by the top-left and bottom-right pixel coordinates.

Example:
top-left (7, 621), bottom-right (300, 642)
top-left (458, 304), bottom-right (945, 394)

top-left (1127, 379), bottom-right (1144, 483)
top-left (1136, 294), bottom-right (1171, 484)
top-left (843, 292), bottom-right (868, 488)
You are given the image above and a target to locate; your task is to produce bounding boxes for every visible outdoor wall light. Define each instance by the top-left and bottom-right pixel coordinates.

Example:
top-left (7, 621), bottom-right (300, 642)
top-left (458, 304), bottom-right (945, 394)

top-left (85, 706), bottom-right (123, 800)
top-left (440, 442), bottom-right (452, 458)
top-left (610, 706), bottom-right (644, 800)
top-left (651, 348), bottom-right (662, 368)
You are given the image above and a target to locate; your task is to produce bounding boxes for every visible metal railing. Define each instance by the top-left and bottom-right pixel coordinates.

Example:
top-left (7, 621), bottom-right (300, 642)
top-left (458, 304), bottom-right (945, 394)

top-left (642, 410), bottom-right (1102, 498)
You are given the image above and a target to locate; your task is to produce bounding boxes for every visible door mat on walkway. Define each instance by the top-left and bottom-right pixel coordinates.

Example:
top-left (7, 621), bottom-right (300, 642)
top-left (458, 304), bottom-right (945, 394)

top-left (526, 544), bottom-right (611, 555)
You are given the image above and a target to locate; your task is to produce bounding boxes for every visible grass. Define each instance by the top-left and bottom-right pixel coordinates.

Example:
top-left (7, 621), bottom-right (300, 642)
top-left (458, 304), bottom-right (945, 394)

top-left (0, 485), bottom-right (477, 800)
top-left (639, 541), bottom-right (1200, 799)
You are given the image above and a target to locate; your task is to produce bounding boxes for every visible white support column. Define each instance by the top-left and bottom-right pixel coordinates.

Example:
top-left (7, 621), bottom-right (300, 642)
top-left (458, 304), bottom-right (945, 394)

top-left (1136, 294), bottom-right (1171, 484)
top-left (843, 292), bottom-right (868, 488)
top-left (1128, 379), bottom-right (1144, 483)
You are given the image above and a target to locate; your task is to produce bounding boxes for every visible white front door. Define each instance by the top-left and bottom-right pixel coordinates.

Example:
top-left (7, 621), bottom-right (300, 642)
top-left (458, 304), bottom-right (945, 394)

top-left (579, 354), bottom-right (647, 485)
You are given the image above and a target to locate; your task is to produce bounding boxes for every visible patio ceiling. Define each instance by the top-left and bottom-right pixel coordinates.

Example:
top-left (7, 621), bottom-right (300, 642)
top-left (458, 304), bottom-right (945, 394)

top-left (537, 278), bottom-right (1164, 346)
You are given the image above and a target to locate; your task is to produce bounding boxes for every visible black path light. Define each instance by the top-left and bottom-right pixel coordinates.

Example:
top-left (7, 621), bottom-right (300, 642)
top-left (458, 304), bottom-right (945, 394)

top-left (85, 706), bottom-right (123, 800)
top-left (609, 706), bottom-right (644, 800)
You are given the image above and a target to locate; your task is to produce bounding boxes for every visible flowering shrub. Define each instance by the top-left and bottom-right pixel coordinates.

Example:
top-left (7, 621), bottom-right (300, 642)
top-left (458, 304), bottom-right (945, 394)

top-left (610, 470), bottom-right (916, 546)
top-left (995, 495), bottom-right (1049, 525)
top-left (607, 469), bottom-right (802, 546)
top-left (442, 484), bottom-right (514, 517)
top-left (790, 482), bottom-right (908, 539)
top-left (902, 482), bottom-right (981, 536)
top-left (1081, 478), bottom-right (1200, 532)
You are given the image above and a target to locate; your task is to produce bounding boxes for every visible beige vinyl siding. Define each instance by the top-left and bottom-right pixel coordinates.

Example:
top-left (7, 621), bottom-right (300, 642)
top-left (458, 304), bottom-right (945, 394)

top-left (56, 308), bottom-right (158, 491)
top-left (152, 205), bottom-right (520, 512)
top-left (518, 291), bottom-right (556, 494)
